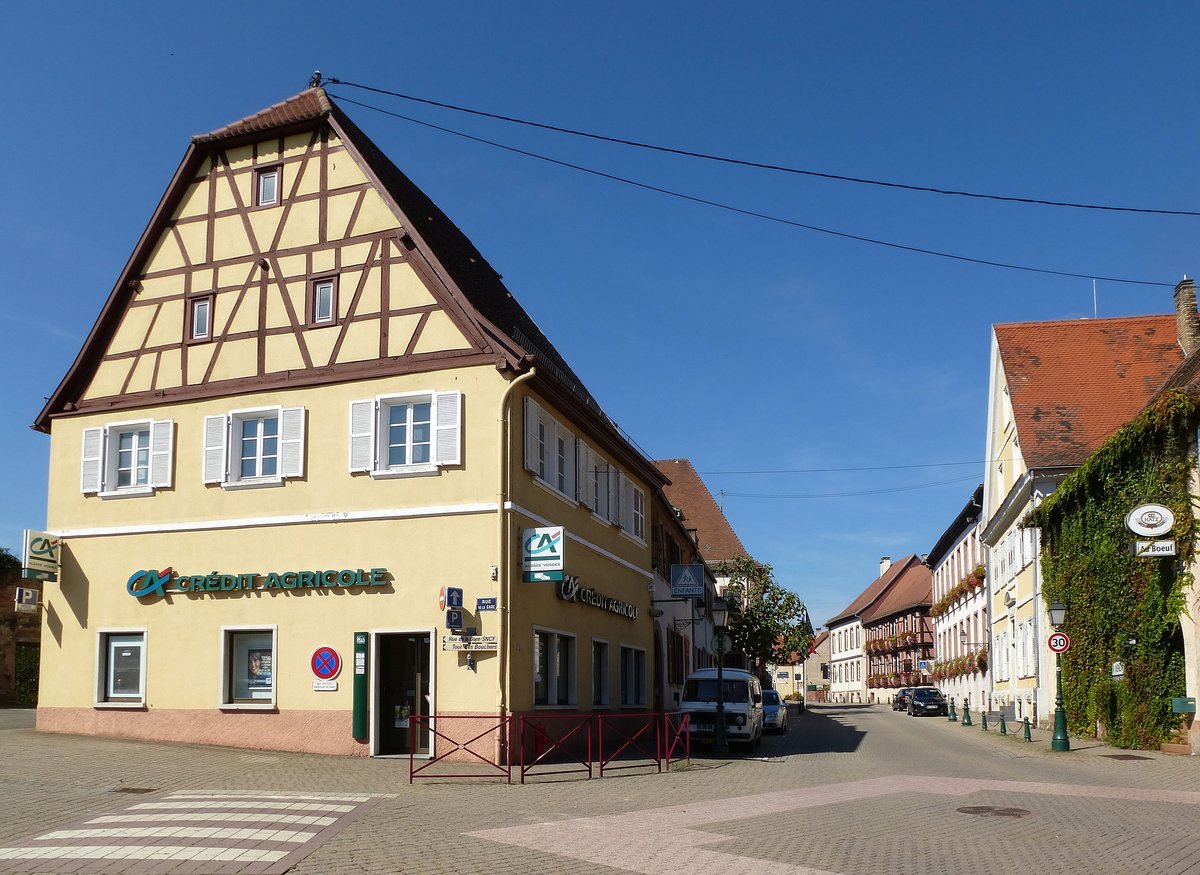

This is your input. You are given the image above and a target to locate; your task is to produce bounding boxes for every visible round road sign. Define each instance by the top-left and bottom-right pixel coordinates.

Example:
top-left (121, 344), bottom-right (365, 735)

top-left (1048, 632), bottom-right (1070, 654)
top-left (438, 586), bottom-right (447, 611)
top-left (311, 646), bottom-right (342, 680)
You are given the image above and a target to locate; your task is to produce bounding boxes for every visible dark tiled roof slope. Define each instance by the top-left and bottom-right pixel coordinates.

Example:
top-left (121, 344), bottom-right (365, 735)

top-left (655, 459), bottom-right (749, 562)
top-left (825, 554), bottom-right (922, 627)
top-left (995, 315), bottom-right (1181, 469)
top-left (859, 560), bottom-right (931, 623)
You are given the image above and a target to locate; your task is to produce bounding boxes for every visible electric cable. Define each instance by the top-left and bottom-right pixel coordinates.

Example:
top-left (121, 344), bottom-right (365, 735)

top-left (326, 78), bottom-right (1200, 218)
top-left (332, 94), bottom-right (1171, 288)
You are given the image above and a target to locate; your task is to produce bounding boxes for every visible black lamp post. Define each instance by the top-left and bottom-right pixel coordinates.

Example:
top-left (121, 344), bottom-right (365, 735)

top-left (712, 596), bottom-right (729, 757)
top-left (1049, 600), bottom-right (1070, 752)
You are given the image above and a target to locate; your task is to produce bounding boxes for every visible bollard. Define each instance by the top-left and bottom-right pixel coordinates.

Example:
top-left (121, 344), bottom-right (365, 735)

top-left (1023, 718), bottom-right (1032, 742)
top-left (981, 711), bottom-right (988, 731)
top-left (948, 698), bottom-right (957, 722)
top-left (961, 703), bottom-right (972, 727)
top-left (999, 713), bottom-right (1008, 736)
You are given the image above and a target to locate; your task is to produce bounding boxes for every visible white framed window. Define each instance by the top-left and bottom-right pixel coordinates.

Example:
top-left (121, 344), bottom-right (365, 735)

top-left (221, 626), bottom-right (276, 708)
top-left (255, 166), bottom-right (280, 207)
top-left (618, 473), bottom-right (646, 541)
top-left (533, 628), bottom-right (576, 706)
top-left (309, 277), bottom-right (337, 326)
top-left (620, 645), bottom-right (646, 707)
top-left (81, 420), bottom-right (174, 497)
top-left (95, 629), bottom-right (146, 707)
top-left (349, 391), bottom-right (461, 477)
top-left (592, 639), bottom-right (609, 707)
top-left (204, 406), bottom-right (305, 488)
top-left (188, 295), bottom-right (213, 342)
top-left (523, 397), bottom-right (576, 500)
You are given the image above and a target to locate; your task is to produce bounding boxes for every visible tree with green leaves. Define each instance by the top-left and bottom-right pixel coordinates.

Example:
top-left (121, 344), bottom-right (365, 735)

top-left (716, 556), bottom-right (813, 680)
top-left (0, 546), bottom-right (19, 577)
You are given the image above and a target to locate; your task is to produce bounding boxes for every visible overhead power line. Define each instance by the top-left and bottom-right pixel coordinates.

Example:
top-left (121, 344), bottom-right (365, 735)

top-left (326, 78), bottom-right (1200, 219)
top-left (721, 474), bottom-right (981, 499)
top-left (700, 461), bottom-right (988, 475)
top-left (332, 94), bottom-right (1172, 288)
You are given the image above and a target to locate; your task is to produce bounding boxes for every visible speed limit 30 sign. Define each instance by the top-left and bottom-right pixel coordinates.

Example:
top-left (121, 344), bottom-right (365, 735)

top-left (1048, 632), bottom-right (1071, 653)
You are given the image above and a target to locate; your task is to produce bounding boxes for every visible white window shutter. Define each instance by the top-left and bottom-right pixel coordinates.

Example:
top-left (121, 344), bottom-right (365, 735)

top-left (81, 427), bottom-right (104, 494)
top-left (149, 420), bottom-right (174, 489)
top-left (523, 396), bottom-right (539, 473)
top-left (579, 444), bottom-right (595, 508)
top-left (563, 432), bottom-right (577, 499)
top-left (434, 391), bottom-right (462, 466)
top-left (349, 400), bottom-right (376, 473)
top-left (620, 473), bottom-right (634, 530)
top-left (202, 415), bottom-right (228, 484)
top-left (280, 407), bottom-right (306, 478)
top-left (607, 465), bottom-right (621, 524)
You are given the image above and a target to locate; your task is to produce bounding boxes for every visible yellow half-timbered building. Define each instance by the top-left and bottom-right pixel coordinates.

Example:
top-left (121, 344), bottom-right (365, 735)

top-left (34, 87), bottom-right (665, 757)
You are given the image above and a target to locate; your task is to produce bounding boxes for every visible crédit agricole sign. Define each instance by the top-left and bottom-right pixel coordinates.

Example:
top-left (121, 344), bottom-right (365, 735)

top-left (126, 567), bottom-right (389, 600)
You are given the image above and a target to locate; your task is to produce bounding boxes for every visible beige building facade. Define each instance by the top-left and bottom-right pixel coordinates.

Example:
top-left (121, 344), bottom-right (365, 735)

top-left (34, 88), bottom-right (664, 757)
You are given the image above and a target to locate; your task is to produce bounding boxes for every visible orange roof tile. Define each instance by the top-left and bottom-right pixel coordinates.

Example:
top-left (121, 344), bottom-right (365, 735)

top-left (655, 459), bottom-right (749, 562)
top-left (193, 88), bottom-right (333, 143)
top-left (995, 315), bottom-right (1182, 468)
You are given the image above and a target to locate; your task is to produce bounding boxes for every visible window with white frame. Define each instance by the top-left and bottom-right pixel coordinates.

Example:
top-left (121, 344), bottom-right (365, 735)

top-left (523, 397), bottom-right (576, 499)
top-left (81, 420), bottom-right (174, 497)
top-left (619, 473), bottom-right (646, 541)
top-left (96, 630), bottom-right (146, 706)
top-left (255, 166), bottom-right (280, 207)
top-left (188, 294), bottom-right (213, 342)
top-left (620, 646), bottom-right (646, 706)
top-left (204, 406), bottom-right (305, 487)
top-left (309, 277), bottom-right (337, 326)
top-left (349, 391), bottom-right (461, 477)
top-left (222, 627), bottom-right (276, 707)
top-left (592, 639), bottom-right (609, 706)
top-left (534, 629), bottom-right (575, 706)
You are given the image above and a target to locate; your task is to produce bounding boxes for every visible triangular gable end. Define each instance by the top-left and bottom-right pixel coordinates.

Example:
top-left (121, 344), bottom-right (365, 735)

top-left (34, 88), bottom-right (531, 432)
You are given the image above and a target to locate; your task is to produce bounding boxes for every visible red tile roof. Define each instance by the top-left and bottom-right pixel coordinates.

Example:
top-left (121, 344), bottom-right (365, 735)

top-left (995, 315), bottom-right (1182, 468)
top-left (655, 459), bottom-right (749, 562)
top-left (193, 88), bottom-right (333, 143)
top-left (858, 560), bottom-right (931, 623)
top-left (826, 554), bottom-right (922, 626)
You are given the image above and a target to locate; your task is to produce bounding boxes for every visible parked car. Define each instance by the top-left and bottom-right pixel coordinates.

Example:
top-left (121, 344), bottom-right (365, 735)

top-left (891, 688), bottom-right (912, 711)
top-left (680, 668), bottom-right (765, 749)
top-left (907, 686), bottom-right (948, 716)
top-left (762, 688), bottom-right (787, 733)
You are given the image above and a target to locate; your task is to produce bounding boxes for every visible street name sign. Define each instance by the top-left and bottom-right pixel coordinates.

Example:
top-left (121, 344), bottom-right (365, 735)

top-left (441, 635), bottom-right (498, 652)
top-left (1135, 540), bottom-right (1176, 557)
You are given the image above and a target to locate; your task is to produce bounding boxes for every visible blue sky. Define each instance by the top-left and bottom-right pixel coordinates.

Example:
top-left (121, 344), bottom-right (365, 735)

top-left (3, 4), bottom-right (1198, 626)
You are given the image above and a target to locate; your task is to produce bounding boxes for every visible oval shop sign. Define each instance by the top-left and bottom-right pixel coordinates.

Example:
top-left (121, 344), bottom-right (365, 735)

top-left (1124, 503), bottom-right (1175, 538)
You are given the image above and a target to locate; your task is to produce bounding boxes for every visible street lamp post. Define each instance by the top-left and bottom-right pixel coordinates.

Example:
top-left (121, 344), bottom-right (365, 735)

top-left (712, 596), bottom-right (729, 757)
top-left (1049, 600), bottom-right (1070, 752)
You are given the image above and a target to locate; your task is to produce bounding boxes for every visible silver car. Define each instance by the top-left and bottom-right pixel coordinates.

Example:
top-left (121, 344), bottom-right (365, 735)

top-left (762, 688), bottom-right (787, 733)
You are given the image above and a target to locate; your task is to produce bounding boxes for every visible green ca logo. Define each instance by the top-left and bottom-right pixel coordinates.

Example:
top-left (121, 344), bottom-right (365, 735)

top-left (127, 568), bottom-right (173, 599)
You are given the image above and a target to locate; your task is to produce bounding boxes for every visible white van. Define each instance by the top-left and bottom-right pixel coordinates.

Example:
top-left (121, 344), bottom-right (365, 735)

top-left (680, 667), bottom-right (764, 749)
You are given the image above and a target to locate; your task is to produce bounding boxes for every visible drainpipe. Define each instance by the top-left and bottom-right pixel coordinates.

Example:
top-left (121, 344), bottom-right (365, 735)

top-left (496, 367), bottom-right (536, 731)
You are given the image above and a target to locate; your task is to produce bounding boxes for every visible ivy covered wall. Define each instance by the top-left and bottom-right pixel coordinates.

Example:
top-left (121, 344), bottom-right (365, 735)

top-left (1030, 390), bottom-right (1194, 749)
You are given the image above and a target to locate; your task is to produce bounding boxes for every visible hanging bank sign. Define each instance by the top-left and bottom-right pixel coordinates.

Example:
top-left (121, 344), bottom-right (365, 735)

top-left (126, 567), bottom-right (389, 600)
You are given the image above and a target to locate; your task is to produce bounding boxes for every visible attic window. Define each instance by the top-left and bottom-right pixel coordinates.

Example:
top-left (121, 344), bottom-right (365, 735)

top-left (255, 166), bottom-right (281, 207)
top-left (187, 294), bottom-right (214, 343)
top-left (308, 277), bottom-right (337, 326)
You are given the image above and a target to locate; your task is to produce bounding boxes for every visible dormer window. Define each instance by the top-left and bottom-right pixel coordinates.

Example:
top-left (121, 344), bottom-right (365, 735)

top-left (255, 166), bottom-right (280, 207)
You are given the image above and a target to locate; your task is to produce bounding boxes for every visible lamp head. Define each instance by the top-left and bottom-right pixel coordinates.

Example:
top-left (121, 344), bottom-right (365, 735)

top-left (1048, 601), bottom-right (1067, 628)
top-left (711, 595), bottom-right (728, 629)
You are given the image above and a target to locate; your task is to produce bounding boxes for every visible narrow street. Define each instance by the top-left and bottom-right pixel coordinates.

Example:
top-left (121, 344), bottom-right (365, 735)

top-left (2, 704), bottom-right (1197, 874)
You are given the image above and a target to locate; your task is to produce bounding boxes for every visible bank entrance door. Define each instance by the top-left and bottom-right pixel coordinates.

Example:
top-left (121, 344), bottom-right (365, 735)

top-left (376, 632), bottom-right (432, 756)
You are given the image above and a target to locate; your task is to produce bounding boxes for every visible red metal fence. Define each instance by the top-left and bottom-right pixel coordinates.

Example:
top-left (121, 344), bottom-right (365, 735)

top-left (406, 711), bottom-right (690, 783)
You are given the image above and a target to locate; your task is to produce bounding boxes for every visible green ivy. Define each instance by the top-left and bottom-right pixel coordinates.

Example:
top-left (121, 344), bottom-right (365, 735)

top-left (1029, 391), bottom-right (1194, 749)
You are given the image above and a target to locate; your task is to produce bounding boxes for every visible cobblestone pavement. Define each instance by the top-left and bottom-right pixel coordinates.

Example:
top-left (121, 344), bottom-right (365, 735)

top-left (1, 704), bottom-right (1197, 874)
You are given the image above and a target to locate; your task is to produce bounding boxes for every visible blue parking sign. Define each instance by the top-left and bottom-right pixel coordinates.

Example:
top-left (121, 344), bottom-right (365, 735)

top-left (446, 609), bottom-right (463, 630)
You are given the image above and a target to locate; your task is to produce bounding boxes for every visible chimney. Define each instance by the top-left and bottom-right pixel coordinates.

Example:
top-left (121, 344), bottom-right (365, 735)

top-left (879, 556), bottom-right (891, 577)
top-left (1175, 276), bottom-right (1200, 356)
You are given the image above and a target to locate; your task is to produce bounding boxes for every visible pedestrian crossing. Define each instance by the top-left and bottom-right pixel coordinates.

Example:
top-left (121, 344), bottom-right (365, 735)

top-left (0, 792), bottom-right (380, 874)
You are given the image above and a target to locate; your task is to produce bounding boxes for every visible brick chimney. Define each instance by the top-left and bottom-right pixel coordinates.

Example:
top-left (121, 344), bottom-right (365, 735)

top-left (879, 556), bottom-right (891, 577)
top-left (1175, 276), bottom-right (1200, 356)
